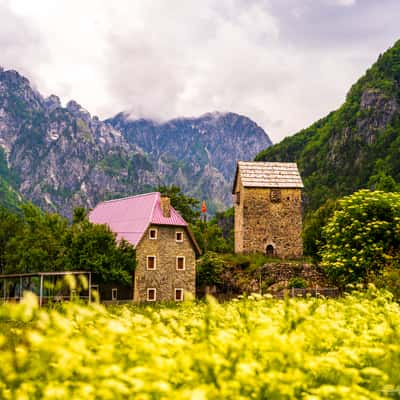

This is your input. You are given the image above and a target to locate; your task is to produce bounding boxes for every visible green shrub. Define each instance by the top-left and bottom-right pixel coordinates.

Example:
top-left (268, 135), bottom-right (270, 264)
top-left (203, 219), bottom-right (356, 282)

top-left (319, 189), bottom-right (400, 288)
top-left (288, 277), bottom-right (307, 289)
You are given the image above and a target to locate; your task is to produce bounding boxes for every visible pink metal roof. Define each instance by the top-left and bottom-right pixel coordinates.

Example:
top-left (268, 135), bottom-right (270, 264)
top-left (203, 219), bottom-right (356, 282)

top-left (89, 192), bottom-right (187, 247)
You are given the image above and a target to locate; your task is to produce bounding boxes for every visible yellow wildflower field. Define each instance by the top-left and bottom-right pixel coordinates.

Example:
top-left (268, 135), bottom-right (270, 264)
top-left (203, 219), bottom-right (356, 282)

top-left (1, 288), bottom-right (399, 399)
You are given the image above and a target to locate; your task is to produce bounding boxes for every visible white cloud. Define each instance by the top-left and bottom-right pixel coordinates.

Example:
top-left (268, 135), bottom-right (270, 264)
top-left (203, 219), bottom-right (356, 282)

top-left (0, 0), bottom-right (399, 142)
top-left (332, 0), bottom-right (356, 6)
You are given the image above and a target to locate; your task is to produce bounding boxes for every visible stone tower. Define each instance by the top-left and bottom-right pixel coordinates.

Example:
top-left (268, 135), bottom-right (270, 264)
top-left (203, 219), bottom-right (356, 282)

top-left (232, 161), bottom-right (303, 258)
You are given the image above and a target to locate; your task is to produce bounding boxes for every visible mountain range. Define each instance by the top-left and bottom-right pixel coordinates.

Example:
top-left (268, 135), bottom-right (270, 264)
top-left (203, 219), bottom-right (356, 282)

top-left (0, 67), bottom-right (271, 216)
top-left (256, 39), bottom-right (400, 212)
top-left (3, 38), bottom-right (399, 218)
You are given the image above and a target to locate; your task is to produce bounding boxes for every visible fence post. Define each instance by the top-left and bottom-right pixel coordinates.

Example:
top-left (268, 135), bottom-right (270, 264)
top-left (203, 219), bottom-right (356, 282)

top-left (39, 274), bottom-right (44, 307)
top-left (88, 272), bottom-right (92, 304)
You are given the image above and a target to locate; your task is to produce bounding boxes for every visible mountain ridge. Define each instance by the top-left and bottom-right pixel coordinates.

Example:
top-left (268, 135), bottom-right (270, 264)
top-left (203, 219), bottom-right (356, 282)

top-left (0, 67), bottom-right (272, 215)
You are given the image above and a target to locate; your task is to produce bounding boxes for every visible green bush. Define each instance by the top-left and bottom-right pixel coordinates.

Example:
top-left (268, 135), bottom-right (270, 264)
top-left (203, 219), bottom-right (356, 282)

top-left (320, 189), bottom-right (400, 288)
top-left (288, 277), bottom-right (307, 289)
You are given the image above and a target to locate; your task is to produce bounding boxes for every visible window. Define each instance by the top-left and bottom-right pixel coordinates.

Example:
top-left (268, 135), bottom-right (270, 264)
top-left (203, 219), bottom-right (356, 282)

top-left (175, 288), bottom-right (184, 301)
top-left (147, 288), bottom-right (156, 301)
top-left (111, 288), bottom-right (118, 301)
top-left (270, 189), bottom-right (281, 203)
top-left (176, 256), bottom-right (185, 270)
top-left (176, 231), bottom-right (183, 242)
top-left (147, 255), bottom-right (156, 270)
top-left (149, 228), bottom-right (157, 240)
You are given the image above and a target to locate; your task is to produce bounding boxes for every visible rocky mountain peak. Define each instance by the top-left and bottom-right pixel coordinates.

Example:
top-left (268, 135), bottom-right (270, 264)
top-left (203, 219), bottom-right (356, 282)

top-left (66, 100), bottom-right (92, 121)
top-left (1, 69), bottom-right (27, 84)
top-left (0, 68), bottom-right (272, 215)
top-left (44, 94), bottom-right (61, 112)
top-left (0, 68), bottom-right (43, 111)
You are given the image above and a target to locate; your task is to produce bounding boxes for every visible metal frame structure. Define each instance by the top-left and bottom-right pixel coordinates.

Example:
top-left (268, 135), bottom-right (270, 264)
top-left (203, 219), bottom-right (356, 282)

top-left (0, 271), bottom-right (92, 306)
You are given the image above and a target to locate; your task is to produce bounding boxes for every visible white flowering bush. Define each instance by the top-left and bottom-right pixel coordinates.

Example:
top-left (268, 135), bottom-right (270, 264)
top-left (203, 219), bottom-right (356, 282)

top-left (1, 288), bottom-right (400, 399)
top-left (319, 189), bottom-right (400, 287)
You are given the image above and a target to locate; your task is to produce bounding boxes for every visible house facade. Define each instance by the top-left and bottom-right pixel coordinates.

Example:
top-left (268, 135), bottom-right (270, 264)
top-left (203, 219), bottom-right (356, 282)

top-left (232, 161), bottom-right (303, 258)
top-left (89, 193), bottom-right (200, 302)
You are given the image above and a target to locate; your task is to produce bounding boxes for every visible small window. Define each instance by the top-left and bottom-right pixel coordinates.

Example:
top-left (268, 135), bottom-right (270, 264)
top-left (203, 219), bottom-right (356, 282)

top-left (149, 229), bottom-right (157, 240)
top-left (175, 288), bottom-right (184, 301)
top-left (270, 189), bottom-right (281, 203)
top-left (176, 256), bottom-right (185, 270)
top-left (147, 288), bottom-right (156, 301)
top-left (147, 255), bottom-right (156, 270)
top-left (111, 288), bottom-right (118, 301)
top-left (176, 231), bottom-right (183, 242)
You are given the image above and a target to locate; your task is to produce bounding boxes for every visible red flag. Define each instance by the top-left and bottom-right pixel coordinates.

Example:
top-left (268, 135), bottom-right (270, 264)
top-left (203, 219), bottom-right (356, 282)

top-left (201, 200), bottom-right (207, 213)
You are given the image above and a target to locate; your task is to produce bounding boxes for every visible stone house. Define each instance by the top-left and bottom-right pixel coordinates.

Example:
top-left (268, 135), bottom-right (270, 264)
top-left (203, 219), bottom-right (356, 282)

top-left (89, 192), bottom-right (201, 302)
top-left (232, 161), bottom-right (303, 258)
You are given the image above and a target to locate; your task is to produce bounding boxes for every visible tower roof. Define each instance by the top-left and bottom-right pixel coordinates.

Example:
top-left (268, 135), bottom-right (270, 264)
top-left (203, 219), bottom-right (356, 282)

top-left (232, 161), bottom-right (304, 193)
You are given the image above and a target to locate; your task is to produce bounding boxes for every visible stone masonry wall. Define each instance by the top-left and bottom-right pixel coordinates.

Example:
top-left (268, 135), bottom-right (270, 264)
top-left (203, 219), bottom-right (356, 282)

top-left (260, 263), bottom-right (329, 289)
top-left (234, 176), bottom-right (244, 253)
top-left (235, 186), bottom-right (303, 258)
top-left (134, 224), bottom-right (196, 302)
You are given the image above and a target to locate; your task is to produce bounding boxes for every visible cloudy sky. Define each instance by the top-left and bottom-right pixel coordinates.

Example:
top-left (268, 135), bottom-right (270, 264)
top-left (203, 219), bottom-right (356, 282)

top-left (1, 0), bottom-right (399, 143)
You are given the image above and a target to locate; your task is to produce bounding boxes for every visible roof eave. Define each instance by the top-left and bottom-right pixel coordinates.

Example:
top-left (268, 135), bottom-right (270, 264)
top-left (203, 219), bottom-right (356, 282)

top-left (186, 226), bottom-right (202, 256)
top-left (242, 184), bottom-right (304, 189)
top-left (232, 161), bottom-right (240, 194)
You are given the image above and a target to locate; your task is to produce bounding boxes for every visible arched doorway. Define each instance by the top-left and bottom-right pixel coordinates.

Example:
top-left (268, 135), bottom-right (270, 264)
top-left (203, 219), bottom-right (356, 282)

top-left (266, 244), bottom-right (274, 256)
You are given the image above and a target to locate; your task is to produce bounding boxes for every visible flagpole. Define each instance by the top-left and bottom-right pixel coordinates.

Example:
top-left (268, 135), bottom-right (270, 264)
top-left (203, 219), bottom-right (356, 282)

top-left (201, 200), bottom-right (207, 223)
top-left (201, 200), bottom-right (207, 251)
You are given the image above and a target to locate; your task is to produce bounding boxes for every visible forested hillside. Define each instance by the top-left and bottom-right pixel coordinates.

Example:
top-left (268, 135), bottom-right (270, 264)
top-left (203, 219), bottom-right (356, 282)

top-left (256, 40), bottom-right (400, 211)
top-left (0, 147), bottom-right (20, 210)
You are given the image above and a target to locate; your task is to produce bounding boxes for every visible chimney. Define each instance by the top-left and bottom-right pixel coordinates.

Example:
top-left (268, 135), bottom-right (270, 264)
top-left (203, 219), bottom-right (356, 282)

top-left (160, 196), bottom-right (171, 218)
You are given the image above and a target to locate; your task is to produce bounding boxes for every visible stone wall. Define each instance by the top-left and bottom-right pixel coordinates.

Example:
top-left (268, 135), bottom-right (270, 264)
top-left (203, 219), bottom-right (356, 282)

top-left (134, 224), bottom-right (196, 302)
top-left (234, 186), bottom-right (303, 258)
top-left (260, 262), bottom-right (329, 290)
top-left (207, 262), bottom-right (329, 300)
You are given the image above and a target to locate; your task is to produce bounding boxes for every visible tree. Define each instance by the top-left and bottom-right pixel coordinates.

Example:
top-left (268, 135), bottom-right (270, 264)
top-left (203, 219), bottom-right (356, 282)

top-left (319, 189), bottom-right (400, 287)
top-left (196, 251), bottom-right (224, 288)
top-left (64, 218), bottom-right (136, 285)
top-left (4, 203), bottom-right (68, 274)
top-left (302, 199), bottom-right (338, 259)
top-left (191, 218), bottom-right (233, 254)
top-left (0, 206), bottom-right (23, 274)
top-left (368, 172), bottom-right (399, 192)
top-left (0, 204), bottom-right (136, 285)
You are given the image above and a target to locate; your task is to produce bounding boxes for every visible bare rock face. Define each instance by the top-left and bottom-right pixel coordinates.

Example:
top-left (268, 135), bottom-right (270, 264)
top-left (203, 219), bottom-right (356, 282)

top-left (0, 68), bottom-right (155, 216)
top-left (0, 68), bottom-right (272, 216)
top-left (357, 89), bottom-right (399, 144)
top-left (107, 112), bottom-right (272, 212)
